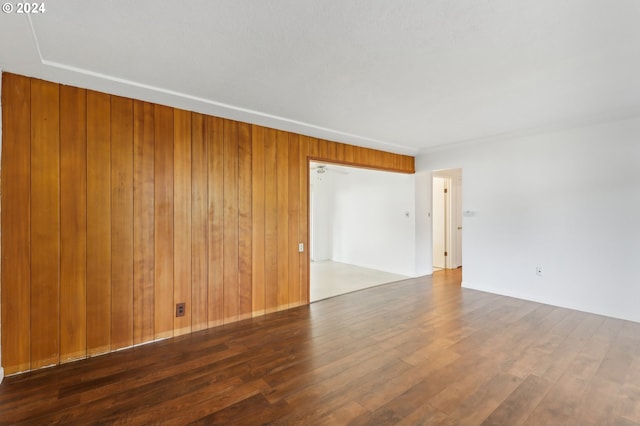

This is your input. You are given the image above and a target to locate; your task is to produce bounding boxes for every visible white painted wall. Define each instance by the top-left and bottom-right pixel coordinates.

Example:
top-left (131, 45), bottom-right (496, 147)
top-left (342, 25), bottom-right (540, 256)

top-left (415, 168), bottom-right (431, 277)
top-left (332, 167), bottom-right (416, 277)
top-left (310, 170), bottom-right (336, 261)
top-left (415, 116), bottom-right (640, 323)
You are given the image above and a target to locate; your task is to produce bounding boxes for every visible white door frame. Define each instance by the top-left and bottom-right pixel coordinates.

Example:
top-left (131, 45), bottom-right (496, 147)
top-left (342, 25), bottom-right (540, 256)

top-left (432, 169), bottom-right (462, 269)
top-left (432, 176), bottom-right (449, 268)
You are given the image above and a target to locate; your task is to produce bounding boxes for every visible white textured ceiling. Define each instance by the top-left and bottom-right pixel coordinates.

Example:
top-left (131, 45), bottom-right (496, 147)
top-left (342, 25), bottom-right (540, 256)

top-left (1, 0), bottom-right (640, 155)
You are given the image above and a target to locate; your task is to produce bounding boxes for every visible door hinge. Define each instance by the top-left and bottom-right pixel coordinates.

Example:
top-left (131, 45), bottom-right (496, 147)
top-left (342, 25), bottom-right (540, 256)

top-left (444, 188), bottom-right (448, 194)
top-left (444, 251), bottom-right (448, 256)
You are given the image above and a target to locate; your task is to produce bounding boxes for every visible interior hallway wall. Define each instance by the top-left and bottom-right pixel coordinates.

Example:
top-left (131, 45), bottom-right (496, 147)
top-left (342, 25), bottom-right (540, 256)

top-left (332, 167), bottom-right (416, 277)
top-left (415, 116), bottom-right (640, 322)
top-left (310, 169), bottom-right (336, 261)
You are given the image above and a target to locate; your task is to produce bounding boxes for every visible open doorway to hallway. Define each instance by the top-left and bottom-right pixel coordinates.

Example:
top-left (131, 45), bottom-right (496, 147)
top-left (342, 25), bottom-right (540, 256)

top-left (432, 168), bottom-right (462, 271)
top-left (309, 161), bottom-right (414, 301)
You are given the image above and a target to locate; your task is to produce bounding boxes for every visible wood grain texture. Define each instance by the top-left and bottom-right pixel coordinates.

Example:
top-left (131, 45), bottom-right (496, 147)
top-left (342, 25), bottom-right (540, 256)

top-left (153, 105), bottom-right (174, 340)
top-left (263, 128), bottom-right (278, 314)
top-left (287, 133), bottom-right (301, 307)
top-left (191, 113), bottom-right (208, 332)
top-left (308, 137), bottom-right (319, 158)
top-left (1, 73), bottom-right (414, 374)
top-left (4, 269), bottom-right (638, 425)
top-left (110, 96), bottom-right (134, 351)
top-left (309, 142), bottom-right (416, 174)
top-left (298, 136), bottom-right (310, 305)
top-left (238, 122), bottom-right (253, 320)
top-left (59, 85), bottom-right (87, 363)
top-left (335, 142), bottom-right (345, 161)
top-left (223, 119), bottom-right (239, 323)
top-left (86, 90), bottom-right (112, 356)
top-left (343, 143), bottom-right (355, 164)
top-left (318, 139), bottom-right (329, 159)
top-left (276, 131), bottom-right (289, 310)
top-left (173, 108), bottom-right (192, 335)
top-left (207, 116), bottom-right (224, 327)
top-left (1, 73), bottom-right (31, 374)
top-left (30, 78), bottom-right (60, 370)
top-left (133, 100), bottom-right (155, 344)
top-left (251, 125), bottom-right (266, 317)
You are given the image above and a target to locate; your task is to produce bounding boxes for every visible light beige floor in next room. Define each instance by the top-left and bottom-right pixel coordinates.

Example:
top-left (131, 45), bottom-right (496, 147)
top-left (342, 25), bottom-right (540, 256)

top-left (310, 260), bottom-right (409, 302)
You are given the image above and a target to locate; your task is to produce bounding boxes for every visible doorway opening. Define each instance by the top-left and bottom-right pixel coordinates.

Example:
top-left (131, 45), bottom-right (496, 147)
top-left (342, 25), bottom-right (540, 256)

top-left (432, 169), bottom-right (462, 271)
top-left (309, 161), bottom-right (413, 301)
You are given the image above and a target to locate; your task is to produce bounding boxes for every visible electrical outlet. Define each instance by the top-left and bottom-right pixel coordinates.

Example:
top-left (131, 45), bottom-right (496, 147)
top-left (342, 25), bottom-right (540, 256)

top-left (176, 303), bottom-right (186, 317)
top-left (536, 266), bottom-right (543, 277)
top-left (298, 243), bottom-right (304, 253)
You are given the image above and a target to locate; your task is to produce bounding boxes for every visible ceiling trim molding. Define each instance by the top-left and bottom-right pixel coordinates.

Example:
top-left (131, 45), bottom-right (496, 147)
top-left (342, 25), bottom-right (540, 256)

top-left (26, 16), bottom-right (418, 157)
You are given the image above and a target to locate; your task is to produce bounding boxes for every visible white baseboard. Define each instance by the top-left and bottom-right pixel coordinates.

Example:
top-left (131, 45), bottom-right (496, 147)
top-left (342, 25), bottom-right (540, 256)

top-left (461, 281), bottom-right (480, 290)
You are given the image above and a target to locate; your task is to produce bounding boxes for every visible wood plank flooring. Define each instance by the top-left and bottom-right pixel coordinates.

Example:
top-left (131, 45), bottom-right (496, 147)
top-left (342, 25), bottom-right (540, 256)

top-left (1, 269), bottom-right (640, 425)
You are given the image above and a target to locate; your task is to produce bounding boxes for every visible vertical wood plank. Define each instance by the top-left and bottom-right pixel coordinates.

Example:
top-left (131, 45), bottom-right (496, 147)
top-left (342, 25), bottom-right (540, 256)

top-left (344, 144), bottom-right (355, 164)
top-left (251, 125), bottom-right (266, 317)
top-left (376, 151), bottom-right (390, 167)
top-left (86, 90), bottom-right (112, 356)
top-left (352, 146), bottom-right (361, 165)
top-left (354, 147), bottom-right (364, 166)
top-left (367, 149), bottom-right (378, 169)
top-left (288, 133), bottom-right (301, 307)
top-left (1, 73), bottom-right (31, 374)
top-left (110, 96), bottom-right (134, 351)
top-left (133, 100), bottom-right (155, 344)
top-left (375, 150), bottom-right (385, 169)
top-left (361, 148), bottom-right (370, 166)
top-left (154, 105), bottom-right (174, 340)
top-left (207, 116), bottom-right (224, 327)
top-left (191, 113), bottom-right (208, 332)
top-left (264, 128), bottom-right (278, 314)
top-left (223, 119), bottom-right (239, 323)
top-left (238, 122), bottom-right (252, 320)
top-left (173, 109), bottom-right (192, 335)
top-left (335, 142), bottom-right (345, 162)
top-left (327, 141), bottom-right (338, 159)
top-left (376, 150), bottom-right (385, 169)
top-left (318, 139), bottom-right (329, 159)
top-left (308, 137), bottom-right (320, 158)
top-left (59, 85), bottom-right (87, 363)
top-left (406, 156), bottom-right (415, 173)
top-left (376, 151), bottom-right (383, 168)
top-left (299, 136), bottom-right (310, 305)
top-left (30, 78), bottom-right (60, 369)
top-left (400, 154), bottom-right (407, 171)
top-left (276, 130), bottom-right (289, 310)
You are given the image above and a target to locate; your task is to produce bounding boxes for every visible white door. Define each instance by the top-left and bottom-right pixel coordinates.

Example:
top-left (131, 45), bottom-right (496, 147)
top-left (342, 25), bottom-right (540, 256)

top-left (432, 177), bottom-right (447, 269)
top-left (310, 183), bottom-right (315, 261)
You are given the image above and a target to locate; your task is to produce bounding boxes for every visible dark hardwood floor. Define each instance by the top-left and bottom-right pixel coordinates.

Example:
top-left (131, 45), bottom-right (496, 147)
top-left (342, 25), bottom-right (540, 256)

top-left (1, 268), bottom-right (640, 425)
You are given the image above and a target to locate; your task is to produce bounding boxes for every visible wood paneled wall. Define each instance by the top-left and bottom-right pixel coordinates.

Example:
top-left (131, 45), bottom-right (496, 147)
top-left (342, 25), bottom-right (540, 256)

top-left (1, 72), bottom-right (415, 375)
